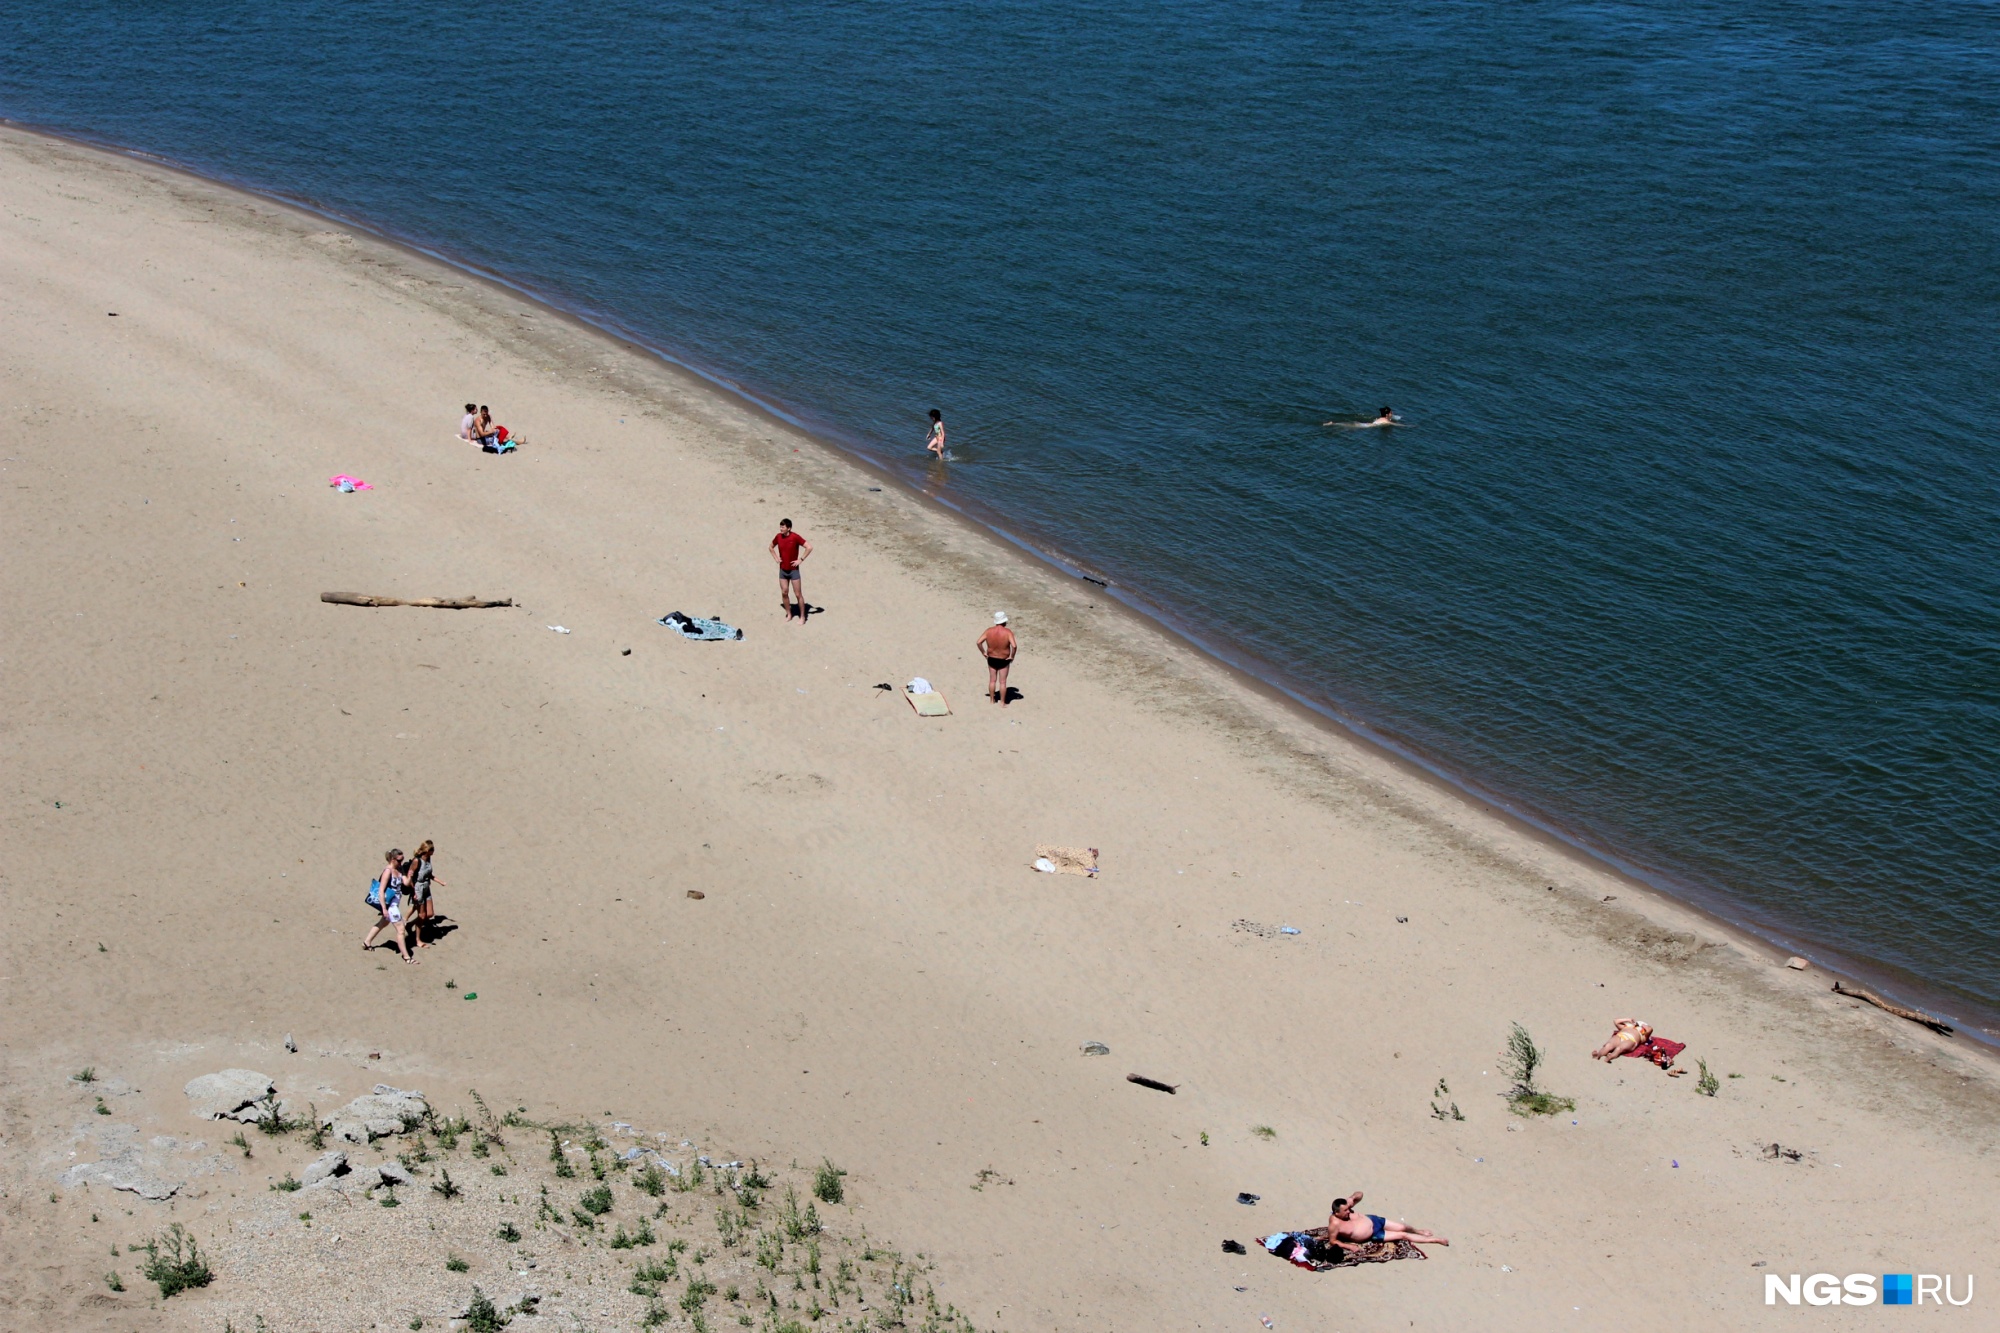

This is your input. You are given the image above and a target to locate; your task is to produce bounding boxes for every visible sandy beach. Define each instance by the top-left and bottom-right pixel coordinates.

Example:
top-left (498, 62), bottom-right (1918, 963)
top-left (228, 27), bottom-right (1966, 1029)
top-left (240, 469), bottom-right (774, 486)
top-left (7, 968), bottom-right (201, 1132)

top-left (2, 124), bottom-right (1995, 1331)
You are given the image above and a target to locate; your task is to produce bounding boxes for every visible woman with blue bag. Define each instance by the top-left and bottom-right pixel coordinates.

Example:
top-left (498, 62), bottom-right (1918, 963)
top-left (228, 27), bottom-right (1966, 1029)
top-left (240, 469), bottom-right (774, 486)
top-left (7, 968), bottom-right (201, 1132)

top-left (361, 848), bottom-right (417, 963)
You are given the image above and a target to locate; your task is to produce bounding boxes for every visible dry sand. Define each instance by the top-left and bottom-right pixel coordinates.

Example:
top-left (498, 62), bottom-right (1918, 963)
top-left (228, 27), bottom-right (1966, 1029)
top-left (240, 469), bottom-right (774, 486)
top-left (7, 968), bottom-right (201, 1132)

top-left (2, 124), bottom-right (1995, 1331)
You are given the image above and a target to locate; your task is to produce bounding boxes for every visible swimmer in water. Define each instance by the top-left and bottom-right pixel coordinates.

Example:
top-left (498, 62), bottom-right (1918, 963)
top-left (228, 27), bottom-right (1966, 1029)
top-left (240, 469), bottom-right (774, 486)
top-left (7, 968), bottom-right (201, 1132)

top-left (1324, 406), bottom-right (1403, 428)
top-left (926, 408), bottom-right (946, 459)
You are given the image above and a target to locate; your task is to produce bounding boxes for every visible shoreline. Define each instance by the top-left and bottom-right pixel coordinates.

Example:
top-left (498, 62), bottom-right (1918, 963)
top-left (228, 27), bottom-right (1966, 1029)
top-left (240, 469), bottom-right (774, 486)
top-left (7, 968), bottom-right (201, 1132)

top-left (5, 113), bottom-right (1983, 1046)
top-left (6, 119), bottom-right (1998, 1331)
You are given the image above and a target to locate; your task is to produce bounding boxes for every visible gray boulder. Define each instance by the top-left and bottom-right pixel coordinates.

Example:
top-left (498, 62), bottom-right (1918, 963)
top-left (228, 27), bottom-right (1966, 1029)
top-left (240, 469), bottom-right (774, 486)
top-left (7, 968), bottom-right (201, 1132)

top-left (60, 1152), bottom-right (181, 1200)
top-left (300, 1150), bottom-right (349, 1187)
top-left (184, 1069), bottom-right (275, 1121)
top-left (322, 1089), bottom-right (428, 1144)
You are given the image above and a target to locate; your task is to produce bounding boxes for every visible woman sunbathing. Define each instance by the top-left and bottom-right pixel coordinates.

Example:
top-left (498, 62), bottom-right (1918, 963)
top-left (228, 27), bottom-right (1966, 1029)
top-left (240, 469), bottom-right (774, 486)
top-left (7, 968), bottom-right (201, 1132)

top-left (1591, 1018), bottom-right (1652, 1061)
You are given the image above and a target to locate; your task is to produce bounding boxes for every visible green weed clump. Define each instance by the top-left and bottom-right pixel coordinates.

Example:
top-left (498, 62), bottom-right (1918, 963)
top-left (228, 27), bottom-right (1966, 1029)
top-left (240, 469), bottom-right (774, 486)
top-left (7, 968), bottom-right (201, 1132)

top-left (461, 1286), bottom-right (508, 1333)
top-left (579, 1183), bottom-right (613, 1215)
top-left (496, 1222), bottom-right (522, 1243)
top-left (549, 1130), bottom-right (575, 1178)
top-left (631, 1256), bottom-right (677, 1295)
top-left (139, 1224), bottom-right (213, 1299)
top-left (271, 1174), bottom-right (302, 1193)
top-left (780, 1186), bottom-right (822, 1239)
top-left (635, 1162), bottom-right (667, 1196)
top-left (433, 1167), bottom-right (462, 1200)
top-left (1696, 1059), bottom-right (1720, 1097)
top-left (1503, 1022), bottom-right (1576, 1116)
top-left (812, 1159), bottom-right (847, 1205)
top-left (445, 1254), bottom-right (470, 1272)
top-left (609, 1218), bottom-right (657, 1249)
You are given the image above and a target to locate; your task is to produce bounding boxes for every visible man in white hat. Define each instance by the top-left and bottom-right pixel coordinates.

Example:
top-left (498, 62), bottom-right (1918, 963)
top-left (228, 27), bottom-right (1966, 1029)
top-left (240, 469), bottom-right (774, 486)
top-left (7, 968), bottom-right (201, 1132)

top-left (976, 611), bottom-right (1017, 705)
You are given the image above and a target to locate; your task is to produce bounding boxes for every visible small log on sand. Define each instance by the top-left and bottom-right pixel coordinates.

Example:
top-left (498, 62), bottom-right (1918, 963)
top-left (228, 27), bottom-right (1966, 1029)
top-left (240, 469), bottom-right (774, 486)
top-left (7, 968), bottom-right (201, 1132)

top-left (1832, 981), bottom-right (1954, 1036)
top-left (321, 592), bottom-right (513, 609)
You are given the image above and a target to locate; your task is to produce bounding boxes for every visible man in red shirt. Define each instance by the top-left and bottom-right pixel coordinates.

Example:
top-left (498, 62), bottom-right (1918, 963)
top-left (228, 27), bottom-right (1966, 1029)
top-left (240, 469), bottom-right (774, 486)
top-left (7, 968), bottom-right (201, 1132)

top-left (769, 519), bottom-right (813, 624)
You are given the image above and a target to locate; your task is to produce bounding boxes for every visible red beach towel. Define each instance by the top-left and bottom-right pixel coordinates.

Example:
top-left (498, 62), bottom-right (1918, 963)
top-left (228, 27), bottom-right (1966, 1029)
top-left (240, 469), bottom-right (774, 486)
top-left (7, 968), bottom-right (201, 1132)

top-left (1624, 1037), bottom-right (1686, 1070)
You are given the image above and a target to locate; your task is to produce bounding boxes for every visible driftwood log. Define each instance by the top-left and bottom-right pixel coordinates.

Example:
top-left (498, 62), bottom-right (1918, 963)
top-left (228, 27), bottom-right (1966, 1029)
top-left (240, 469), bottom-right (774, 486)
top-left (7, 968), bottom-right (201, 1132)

top-left (1832, 981), bottom-right (1954, 1036)
top-left (321, 592), bottom-right (513, 609)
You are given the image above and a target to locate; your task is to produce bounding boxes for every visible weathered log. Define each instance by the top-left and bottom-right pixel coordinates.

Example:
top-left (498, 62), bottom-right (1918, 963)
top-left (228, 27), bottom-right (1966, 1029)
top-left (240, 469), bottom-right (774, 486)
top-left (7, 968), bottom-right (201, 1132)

top-left (321, 592), bottom-right (512, 609)
top-left (1832, 981), bottom-right (1954, 1036)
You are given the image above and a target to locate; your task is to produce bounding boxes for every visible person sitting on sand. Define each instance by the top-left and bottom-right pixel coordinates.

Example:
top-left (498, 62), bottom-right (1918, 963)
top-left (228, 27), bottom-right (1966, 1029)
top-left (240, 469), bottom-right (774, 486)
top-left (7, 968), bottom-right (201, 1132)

top-left (460, 402), bottom-right (479, 442)
top-left (977, 611), bottom-right (1016, 705)
top-left (1591, 1018), bottom-right (1652, 1061)
top-left (473, 405), bottom-right (502, 450)
top-left (362, 848), bottom-right (417, 964)
top-left (1328, 1192), bottom-right (1448, 1249)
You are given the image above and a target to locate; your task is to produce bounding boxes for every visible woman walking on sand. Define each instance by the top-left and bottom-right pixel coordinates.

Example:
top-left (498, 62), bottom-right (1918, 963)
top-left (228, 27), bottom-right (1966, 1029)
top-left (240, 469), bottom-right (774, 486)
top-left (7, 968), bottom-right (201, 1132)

top-left (407, 839), bottom-right (445, 948)
top-left (362, 847), bottom-right (417, 964)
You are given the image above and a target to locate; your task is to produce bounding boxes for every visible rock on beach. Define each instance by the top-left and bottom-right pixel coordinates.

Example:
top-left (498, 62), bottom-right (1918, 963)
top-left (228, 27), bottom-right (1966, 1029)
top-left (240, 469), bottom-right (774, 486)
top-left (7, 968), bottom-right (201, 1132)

top-left (322, 1085), bottom-right (428, 1144)
top-left (183, 1069), bottom-right (275, 1120)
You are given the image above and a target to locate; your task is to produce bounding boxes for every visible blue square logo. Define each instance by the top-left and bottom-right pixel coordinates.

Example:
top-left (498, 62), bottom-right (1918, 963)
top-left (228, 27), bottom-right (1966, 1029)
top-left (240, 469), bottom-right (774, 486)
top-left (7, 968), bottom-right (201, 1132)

top-left (1883, 1274), bottom-right (1913, 1305)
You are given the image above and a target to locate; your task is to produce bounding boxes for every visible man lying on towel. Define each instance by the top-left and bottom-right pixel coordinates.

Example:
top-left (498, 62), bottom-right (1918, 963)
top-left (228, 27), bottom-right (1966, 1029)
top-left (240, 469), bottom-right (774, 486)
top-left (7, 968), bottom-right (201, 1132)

top-left (1328, 1192), bottom-right (1449, 1250)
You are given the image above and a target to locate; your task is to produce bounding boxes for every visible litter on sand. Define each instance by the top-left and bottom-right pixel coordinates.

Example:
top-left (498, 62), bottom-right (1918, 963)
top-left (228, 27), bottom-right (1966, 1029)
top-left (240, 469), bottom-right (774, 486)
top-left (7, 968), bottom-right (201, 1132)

top-left (548, 625), bottom-right (571, 633)
top-left (1080, 1041), bottom-right (1110, 1056)
top-left (1127, 1073), bottom-right (1178, 1094)
top-left (321, 592), bottom-right (512, 609)
top-left (1032, 845), bottom-right (1099, 876)
top-left (907, 690), bottom-right (951, 717)
top-left (658, 612), bottom-right (744, 641)
top-left (328, 474), bottom-right (373, 492)
top-left (906, 677), bottom-right (933, 694)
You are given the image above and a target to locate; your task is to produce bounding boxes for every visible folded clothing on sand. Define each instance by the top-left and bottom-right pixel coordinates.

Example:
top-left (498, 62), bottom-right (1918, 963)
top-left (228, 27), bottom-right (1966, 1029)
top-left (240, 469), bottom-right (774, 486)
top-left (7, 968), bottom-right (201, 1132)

top-left (1624, 1037), bottom-right (1686, 1070)
top-left (658, 611), bottom-right (742, 641)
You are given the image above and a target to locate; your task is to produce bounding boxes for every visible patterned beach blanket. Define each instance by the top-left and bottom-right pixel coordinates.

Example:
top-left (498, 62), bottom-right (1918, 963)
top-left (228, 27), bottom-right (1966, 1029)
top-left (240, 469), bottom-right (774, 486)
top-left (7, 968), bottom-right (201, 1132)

top-left (658, 612), bottom-right (743, 641)
top-left (1262, 1229), bottom-right (1427, 1272)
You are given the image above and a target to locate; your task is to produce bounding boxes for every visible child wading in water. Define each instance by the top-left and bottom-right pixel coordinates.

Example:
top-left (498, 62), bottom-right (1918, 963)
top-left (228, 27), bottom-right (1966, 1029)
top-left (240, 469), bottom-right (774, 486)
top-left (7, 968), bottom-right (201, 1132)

top-left (362, 847), bottom-right (417, 964)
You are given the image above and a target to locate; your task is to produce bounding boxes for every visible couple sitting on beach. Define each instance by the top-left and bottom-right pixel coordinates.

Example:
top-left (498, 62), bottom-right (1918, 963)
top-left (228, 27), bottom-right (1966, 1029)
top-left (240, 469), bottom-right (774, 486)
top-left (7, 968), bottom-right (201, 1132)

top-left (362, 840), bottom-right (448, 964)
top-left (459, 402), bottom-right (516, 452)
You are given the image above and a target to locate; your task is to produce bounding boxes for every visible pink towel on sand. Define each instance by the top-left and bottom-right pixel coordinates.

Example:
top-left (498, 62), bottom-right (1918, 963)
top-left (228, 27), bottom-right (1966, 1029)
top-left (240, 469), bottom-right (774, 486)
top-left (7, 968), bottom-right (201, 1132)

top-left (328, 474), bottom-right (373, 491)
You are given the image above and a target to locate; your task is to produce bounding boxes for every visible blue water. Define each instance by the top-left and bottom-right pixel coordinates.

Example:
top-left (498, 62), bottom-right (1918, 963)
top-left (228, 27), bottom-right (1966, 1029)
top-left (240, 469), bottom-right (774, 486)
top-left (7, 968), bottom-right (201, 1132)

top-left (7, 1), bottom-right (1998, 1024)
